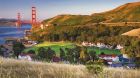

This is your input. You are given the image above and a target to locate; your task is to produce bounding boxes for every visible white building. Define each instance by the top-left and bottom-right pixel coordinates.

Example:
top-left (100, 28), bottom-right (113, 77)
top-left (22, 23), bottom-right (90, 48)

top-left (18, 54), bottom-right (32, 61)
top-left (99, 54), bottom-right (119, 64)
top-left (116, 45), bottom-right (123, 50)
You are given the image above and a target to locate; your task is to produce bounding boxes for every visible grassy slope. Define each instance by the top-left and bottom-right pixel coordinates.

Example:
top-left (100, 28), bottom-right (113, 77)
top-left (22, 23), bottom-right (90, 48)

top-left (0, 57), bottom-right (140, 78)
top-left (42, 15), bottom-right (92, 26)
top-left (42, 2), bottom-right (140, 26)
top-left (24, 42), bottom-right (121, 55)
top-left (97, 2), bottom-right (140, 22)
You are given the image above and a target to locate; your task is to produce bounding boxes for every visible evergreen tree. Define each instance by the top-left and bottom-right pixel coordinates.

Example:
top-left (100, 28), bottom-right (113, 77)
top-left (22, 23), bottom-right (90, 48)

top-left (46, 47), bottom-right (56, 61)
top-left (73, 46), bottom-right (81, 63)
top-left (37, 47), bottom-right (47, 60)
top-left (60, 48), bottom-right (65, 61)
top-left (0, 45), bottom-right (3, 56)
top-left (28, 50), bottom-right (35, 54)
top-left (13, 42), bottom-right (25, 58)
top-left (89, 51), bottom-right (98, 61)
top-left (65, 48), bottom-right (74, 63)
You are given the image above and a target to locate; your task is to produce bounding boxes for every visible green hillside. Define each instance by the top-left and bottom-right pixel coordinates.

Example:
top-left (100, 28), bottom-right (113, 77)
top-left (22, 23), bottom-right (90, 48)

top-left (42, 2), bottom-right (140, 26)
top-left (42, 15), bottom-right (93, 26)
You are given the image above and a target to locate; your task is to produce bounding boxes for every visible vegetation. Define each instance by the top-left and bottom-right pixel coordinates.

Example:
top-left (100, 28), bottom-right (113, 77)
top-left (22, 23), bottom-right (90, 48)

top-left (13, 42), bottom-right (25, 58)
top-left (24, 42), bottom-right (75, 55)
top-left (1, 1), bottom-right (140, 78)
top-left (0, 57), bottom-right (140, 78)
top-left (0, 46), bottom-right (3, 56)
top-left (32, 24), bottom-right (139, 42)
top-left (42, 15), bottom-right (92, 26)
top-left (86, 60), bottom-right (103, 74)
top-left (60, 48), bottom-right (65, 61)
top-left (31, 24), bottom-right (140, 58)
top-left (30, 1), bottom-right (140, 58)
top-left (31, 2), bottom-right (140, 59)
top-left (24, 41), bottom-right (121, 56)
top-left (37, 47), bottom-right (56, 61)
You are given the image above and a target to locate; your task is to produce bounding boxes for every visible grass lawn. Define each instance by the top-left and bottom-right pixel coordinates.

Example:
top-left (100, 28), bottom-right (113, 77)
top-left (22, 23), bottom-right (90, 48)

top-left (24, 41), bottom-right (76, 55)
top-left (87, 47), bottom-right (121, 55)
top-left (24, 41), bottom-right (121, 56)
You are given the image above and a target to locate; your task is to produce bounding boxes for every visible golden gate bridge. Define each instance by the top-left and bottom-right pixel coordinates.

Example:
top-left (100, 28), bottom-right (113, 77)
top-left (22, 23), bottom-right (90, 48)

top-left (16, 7), bottom-right (41, 28)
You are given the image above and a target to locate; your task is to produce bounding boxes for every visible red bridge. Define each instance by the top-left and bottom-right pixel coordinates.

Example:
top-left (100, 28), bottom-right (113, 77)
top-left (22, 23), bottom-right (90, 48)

top-left (16, 7), bottom-right (41, 27)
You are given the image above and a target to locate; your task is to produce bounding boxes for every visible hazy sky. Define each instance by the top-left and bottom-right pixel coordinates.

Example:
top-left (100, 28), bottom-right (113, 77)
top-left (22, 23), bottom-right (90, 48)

top-left (0, 0), bottom-right (139, 20)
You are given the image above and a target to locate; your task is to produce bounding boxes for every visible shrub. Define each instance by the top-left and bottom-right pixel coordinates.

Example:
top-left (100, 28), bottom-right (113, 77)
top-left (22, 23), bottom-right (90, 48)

top-left (86, 60), bottom-right (103, 74)
top-left (37, 47), bottom-right (47, 60)
top-left (28, 50), bottom-right (35, 54)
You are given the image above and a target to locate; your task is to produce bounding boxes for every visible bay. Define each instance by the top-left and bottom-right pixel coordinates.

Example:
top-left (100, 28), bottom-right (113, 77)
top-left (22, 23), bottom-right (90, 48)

top-left (0, 24), bottom-right (31, 44)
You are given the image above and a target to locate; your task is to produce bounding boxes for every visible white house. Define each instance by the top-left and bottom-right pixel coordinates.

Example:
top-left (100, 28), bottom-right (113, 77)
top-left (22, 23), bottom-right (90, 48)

top-left (40, 24), bottom-right (44, 29)
top-left (18, 54), bottom-right (33, 61)
top-left (82, 42), bottom-right (89, 46)
top-left (96, 43), bottom-right (106, 48)
top-left (116, 45), bottom-right (123, 50)
top-left (99, 54), bottom-right (119, 64)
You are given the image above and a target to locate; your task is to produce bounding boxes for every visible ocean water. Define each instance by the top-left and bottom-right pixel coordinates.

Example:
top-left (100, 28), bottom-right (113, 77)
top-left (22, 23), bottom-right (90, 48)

top-left (0, 24), bottom-right (31, 44)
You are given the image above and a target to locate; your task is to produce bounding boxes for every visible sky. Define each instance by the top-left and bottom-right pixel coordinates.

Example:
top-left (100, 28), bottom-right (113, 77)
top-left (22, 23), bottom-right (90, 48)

top-left (0, 0), bottom-right (139, 21)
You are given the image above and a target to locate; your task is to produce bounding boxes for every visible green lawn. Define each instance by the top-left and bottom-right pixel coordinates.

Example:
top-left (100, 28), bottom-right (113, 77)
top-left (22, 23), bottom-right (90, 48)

top-left (24, 42), bottom-right (76, 55)
top-left (87, 47), bottom-right (120, 55)
top-left (24, 41), bottom-right (121, 56)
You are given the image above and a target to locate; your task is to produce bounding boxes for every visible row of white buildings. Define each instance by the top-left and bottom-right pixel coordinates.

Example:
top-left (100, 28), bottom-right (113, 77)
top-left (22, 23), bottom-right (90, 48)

top-left (81, 42), bottom-right (123, 50)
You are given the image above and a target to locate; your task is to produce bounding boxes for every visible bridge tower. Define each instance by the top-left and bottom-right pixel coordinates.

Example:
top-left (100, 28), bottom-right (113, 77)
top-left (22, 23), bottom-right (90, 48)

top-left (17, 12), bottom-right (21, 27)
top-left (32, 7), bottom-right (37, 26)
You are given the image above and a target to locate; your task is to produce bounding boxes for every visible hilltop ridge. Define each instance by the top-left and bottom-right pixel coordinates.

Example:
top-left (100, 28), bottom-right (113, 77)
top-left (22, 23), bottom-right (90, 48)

top-left (42, 1), bottom-right (140, 25)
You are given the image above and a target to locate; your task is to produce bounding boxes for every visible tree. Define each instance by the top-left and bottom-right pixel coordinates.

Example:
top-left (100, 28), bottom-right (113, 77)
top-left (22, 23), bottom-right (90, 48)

top-left (13, 42), bottom-right (25, 58)
top-left (100, 52), bottom-right (105, 55)
top-left (73, 46), bottom-right (81, 63)
top-left (46, 47), bottom-right (56, 61)
top-left (28, 50), bottom-right (35, 54)
top-left (37, 47), bottom-right (47, 60)
top-left (65, 48), bottom-right (74, 63)
top-left (80, 49), bottom-right (85, 60)
top-left (79, 47), bottom-right (89, 63)
top-left (0, 45), bottom-right (3, 56)
top-left (60, 48), bottom-right (65, 61)
top-left (89, 51), bottom-right (98, 61)
top-left (86, 60), bottom-right (103, 74)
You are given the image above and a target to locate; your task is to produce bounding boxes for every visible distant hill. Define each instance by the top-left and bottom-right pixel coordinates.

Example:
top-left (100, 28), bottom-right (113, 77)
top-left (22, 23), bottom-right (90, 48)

top-left (0, 18), bottom-right (16, 26)
top-left (122, 28), bottom-right (140, 38)
top-left (42, 2), bottom-right (140, 25)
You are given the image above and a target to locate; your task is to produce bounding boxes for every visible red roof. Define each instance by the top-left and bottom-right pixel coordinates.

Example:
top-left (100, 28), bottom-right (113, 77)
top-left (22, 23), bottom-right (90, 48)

top-left (99, 54), bottom-right (117, 58)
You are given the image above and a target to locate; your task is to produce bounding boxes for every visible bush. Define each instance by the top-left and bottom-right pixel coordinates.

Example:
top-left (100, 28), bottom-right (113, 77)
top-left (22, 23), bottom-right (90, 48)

top-left (28, 50), bottom-right (35, 54)
top-left (86, 60), bottom-right (103, 74)
top-left (37, 47), bottom-right (47, 60)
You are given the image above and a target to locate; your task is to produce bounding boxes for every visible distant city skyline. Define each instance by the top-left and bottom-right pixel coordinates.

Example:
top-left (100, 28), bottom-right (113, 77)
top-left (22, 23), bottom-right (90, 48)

top-left (0, 0), bottom-right (139, 21)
